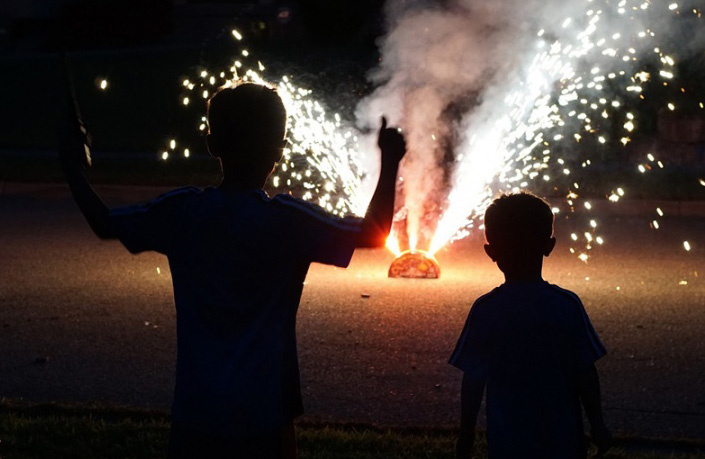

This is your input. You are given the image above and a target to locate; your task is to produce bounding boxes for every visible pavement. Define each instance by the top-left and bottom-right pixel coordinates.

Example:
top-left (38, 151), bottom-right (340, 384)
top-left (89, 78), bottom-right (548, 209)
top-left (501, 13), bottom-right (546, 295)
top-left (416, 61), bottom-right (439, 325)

top-left (1, 182), bottom-right (704, 443)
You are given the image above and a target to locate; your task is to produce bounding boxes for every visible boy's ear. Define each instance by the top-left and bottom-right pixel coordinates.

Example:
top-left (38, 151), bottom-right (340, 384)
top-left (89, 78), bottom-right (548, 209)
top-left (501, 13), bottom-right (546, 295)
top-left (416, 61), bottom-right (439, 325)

top-left (543, 237), bottom-right (557, 257)
top-left (484, 243), bottom-right (496, 262)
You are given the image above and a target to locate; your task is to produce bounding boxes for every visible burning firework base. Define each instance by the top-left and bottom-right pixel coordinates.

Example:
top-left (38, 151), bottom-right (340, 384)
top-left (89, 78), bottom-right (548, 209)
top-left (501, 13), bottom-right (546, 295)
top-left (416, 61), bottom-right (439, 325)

top-left (388, 250), bottom-right (441, 279)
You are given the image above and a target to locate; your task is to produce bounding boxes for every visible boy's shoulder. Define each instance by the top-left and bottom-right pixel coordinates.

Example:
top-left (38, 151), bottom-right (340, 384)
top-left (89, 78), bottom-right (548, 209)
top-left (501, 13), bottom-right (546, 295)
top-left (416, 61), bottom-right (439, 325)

top-left (271, 193), bottom-right (330, 216)
top-left (472, 282), bottom-right (584, 313)
top-left (110, 186), bottom-right (203, 217)
top-left (473, 286), bottom-right (503, 306)
top-left (157, 186), bottom-right (204, 202)
top-left (468, 286), bottom-right (503, 317)
top-left (270, 193), bottom-right (361, 229)
top-left (147, 186), bottom-right (206, 208)
top-left (543, 282), bottom-right (584, 306)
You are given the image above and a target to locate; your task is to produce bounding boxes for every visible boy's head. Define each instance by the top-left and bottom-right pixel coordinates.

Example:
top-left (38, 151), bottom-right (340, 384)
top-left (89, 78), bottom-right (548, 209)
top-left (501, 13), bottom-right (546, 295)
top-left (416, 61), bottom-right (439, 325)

top-left (206, 83), bottom-right (287, 180)
top-left (483, 192), bottom-right (556, 276)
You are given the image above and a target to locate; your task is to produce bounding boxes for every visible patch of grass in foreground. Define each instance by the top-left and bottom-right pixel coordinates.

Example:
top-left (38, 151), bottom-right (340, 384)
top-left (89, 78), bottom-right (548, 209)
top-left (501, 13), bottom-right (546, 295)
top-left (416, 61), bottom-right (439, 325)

top-left (297, 426), bottom-right (461, 459)
top-left (0, 401), bottom-right (703, 459)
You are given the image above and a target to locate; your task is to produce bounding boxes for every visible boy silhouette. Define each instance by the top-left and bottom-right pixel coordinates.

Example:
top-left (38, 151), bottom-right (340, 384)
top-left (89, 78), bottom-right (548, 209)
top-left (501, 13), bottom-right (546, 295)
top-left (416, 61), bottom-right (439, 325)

top-left (60, 82), bottom-right (406, 458)
top-left (450, 192), bottom-right (611, 458)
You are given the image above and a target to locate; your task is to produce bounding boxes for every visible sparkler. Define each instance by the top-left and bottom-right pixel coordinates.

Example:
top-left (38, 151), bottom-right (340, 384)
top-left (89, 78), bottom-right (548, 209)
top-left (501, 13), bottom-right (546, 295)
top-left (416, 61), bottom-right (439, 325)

top-left (167, 34), bottom-right (369, 218)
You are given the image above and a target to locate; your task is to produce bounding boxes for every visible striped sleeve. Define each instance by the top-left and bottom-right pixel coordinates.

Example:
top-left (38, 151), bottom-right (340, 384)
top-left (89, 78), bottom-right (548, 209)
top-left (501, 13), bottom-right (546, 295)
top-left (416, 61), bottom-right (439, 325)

top-left (272, 194), bottom-right (361, 268)
top-left (108, 187), bottom-right (200, 254)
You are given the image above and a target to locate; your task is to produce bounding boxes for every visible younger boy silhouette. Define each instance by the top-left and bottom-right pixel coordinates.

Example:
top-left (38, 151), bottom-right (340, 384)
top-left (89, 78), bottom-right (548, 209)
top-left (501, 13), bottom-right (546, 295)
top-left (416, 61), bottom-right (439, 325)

top-left (450, 192), bottom-right (611, 458)
top-left (60, 82), bottom-right (406, 458)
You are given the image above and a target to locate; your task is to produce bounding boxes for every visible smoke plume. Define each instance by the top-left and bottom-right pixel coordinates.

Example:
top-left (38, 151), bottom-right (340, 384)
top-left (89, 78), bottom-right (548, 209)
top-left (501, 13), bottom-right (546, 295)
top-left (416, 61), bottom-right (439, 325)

top-left (357, 0), bottom-right (705, 253)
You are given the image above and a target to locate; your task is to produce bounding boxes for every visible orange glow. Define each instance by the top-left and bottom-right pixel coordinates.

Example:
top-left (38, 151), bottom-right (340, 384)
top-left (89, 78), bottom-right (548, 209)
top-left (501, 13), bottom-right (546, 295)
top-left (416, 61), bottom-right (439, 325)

top-left (386, 233), bottom-right (402, 257)
top-left (408, 232), bottom-right (418, 252)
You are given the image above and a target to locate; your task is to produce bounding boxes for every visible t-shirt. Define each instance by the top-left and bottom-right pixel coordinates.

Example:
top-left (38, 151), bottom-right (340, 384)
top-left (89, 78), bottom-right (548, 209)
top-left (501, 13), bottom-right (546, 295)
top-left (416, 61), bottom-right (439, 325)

top-left (450, 281), bottom-right (606, 459)
top-left (108, 186), bottom-right (360, 435)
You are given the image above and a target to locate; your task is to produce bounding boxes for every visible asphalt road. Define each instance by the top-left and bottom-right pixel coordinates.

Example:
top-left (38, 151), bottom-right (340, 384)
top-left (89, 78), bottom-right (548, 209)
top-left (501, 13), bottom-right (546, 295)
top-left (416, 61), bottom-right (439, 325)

top-left (1, 183), bottom-right (704, 440)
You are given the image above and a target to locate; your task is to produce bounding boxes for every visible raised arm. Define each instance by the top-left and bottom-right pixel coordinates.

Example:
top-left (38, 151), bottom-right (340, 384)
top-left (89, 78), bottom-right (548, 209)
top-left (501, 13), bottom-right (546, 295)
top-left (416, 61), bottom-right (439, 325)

top-left (356, 117), bottom-right (406, 248)
top-left (59, 63), bottom-right (114, 240)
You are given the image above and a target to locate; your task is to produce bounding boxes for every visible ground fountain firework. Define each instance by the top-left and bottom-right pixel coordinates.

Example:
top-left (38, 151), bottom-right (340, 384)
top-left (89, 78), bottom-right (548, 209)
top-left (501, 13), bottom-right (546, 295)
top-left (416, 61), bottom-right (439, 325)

top-left (365, 0), bottom-right (705, 261)
top-left (388, 250), bottom-right (441, 279)
top-left (157, 0), bottom-right (704, 264)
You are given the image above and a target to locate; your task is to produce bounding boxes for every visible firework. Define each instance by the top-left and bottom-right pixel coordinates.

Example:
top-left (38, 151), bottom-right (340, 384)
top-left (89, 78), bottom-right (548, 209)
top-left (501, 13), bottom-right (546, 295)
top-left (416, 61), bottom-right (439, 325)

top-left (146, 1), bottom-right (702, 264)
top-left (381, 0), bottom-right (704, 260)
top-left (166, 30), bottom-right (369, 218)
top-left (388, 250), bottom-right (441, 279)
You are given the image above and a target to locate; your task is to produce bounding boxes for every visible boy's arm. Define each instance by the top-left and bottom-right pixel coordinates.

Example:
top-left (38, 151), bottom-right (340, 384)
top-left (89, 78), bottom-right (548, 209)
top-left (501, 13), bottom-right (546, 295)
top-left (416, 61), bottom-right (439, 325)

top-left (59, 70), bottom-right (115, 240)
top-left (61, 154), bottom-right (114, 240)
top-left (577, 363), bottom-right (612, 455)
top-left (457, 370), bottom-right (485, 459)
top-left (356, 117), bottom-right (406, 248)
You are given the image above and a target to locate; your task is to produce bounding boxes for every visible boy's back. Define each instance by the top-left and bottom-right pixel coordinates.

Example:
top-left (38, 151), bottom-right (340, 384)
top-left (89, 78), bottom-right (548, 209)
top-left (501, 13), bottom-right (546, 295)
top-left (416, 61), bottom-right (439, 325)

top-left (110, 185), bottom-right (360, 436)
top-left (450, 192), bottom-right (610, 459)
top-left (60, 80), bottom-right (407, 458)
top-left (451, 281), bottom-right (605, 458)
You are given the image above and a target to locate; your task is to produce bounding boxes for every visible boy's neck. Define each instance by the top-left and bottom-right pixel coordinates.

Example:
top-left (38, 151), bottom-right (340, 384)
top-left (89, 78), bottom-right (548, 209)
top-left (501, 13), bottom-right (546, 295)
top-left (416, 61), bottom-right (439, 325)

top-left (501, 258), bottom-right (545, 283)
top-left (218, 175), bottom-right (266, 192)
top-left (503, 272), bottom-right (544, 283)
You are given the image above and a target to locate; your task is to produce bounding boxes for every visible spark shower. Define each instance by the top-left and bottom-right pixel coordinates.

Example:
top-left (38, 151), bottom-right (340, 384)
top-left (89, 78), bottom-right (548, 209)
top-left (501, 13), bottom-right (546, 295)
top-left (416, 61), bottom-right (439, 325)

top-left (159, 0), bottom-right (704, 261)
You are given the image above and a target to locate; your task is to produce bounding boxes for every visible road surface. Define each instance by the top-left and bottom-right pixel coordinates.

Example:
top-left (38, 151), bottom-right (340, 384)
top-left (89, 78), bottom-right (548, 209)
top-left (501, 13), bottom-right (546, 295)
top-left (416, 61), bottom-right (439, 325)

top-left (1, 183), bottom-right (704, 440)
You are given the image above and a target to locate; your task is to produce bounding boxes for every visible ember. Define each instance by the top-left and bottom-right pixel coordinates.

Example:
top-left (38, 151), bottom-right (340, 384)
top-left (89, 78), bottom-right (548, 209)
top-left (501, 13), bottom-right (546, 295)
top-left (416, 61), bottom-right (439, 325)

top-left (388, 250), bottom-right (440, 279)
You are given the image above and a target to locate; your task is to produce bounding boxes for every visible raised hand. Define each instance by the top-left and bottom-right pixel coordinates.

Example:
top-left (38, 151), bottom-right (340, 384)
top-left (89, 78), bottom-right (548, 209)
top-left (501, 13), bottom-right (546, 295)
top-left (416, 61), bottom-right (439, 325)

top-left (377, 116), bottom-right (406, 165)
top-left (58, 54), bottom-right (112, 240)
top-left (59, 54), bottom-right (92, 171)
top-left (356, 116), bottom-right (406, 248)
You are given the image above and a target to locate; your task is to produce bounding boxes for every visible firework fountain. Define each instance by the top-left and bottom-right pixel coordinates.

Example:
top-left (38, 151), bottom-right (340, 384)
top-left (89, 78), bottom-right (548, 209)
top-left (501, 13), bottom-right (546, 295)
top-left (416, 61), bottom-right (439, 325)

top-left (360, 0), bottom-right (705, 268)
top-left (154, 0), bottom-right (703, 276)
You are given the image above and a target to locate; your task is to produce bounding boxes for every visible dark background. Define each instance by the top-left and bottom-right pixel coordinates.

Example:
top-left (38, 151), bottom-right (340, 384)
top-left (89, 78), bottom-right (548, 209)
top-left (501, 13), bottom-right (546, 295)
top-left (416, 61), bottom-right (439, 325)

top-left (0, 1), bottom-right (385, 160)
top-left (0, 0), bottom-right (704, 201)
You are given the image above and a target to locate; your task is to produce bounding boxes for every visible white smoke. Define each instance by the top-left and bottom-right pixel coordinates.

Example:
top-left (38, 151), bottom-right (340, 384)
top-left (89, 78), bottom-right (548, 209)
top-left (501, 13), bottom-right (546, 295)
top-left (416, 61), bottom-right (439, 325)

top-left (357, 0), bottom-right (566, 250)
top-left (357, 0), bottom-right (705, 254)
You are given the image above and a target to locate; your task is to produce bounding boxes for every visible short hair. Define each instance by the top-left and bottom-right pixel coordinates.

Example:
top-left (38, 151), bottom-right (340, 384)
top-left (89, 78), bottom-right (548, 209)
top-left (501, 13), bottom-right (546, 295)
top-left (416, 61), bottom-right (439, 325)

top-left (484, 192), bottom-right (554, 252)
top-left (207, 83), bottom-right (287, 165)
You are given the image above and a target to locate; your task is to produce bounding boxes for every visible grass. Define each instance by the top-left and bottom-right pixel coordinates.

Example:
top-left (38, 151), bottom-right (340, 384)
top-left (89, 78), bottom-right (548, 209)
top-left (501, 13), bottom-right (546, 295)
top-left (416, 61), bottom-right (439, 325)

top-left (0, 400), bottom-right (703, 459)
